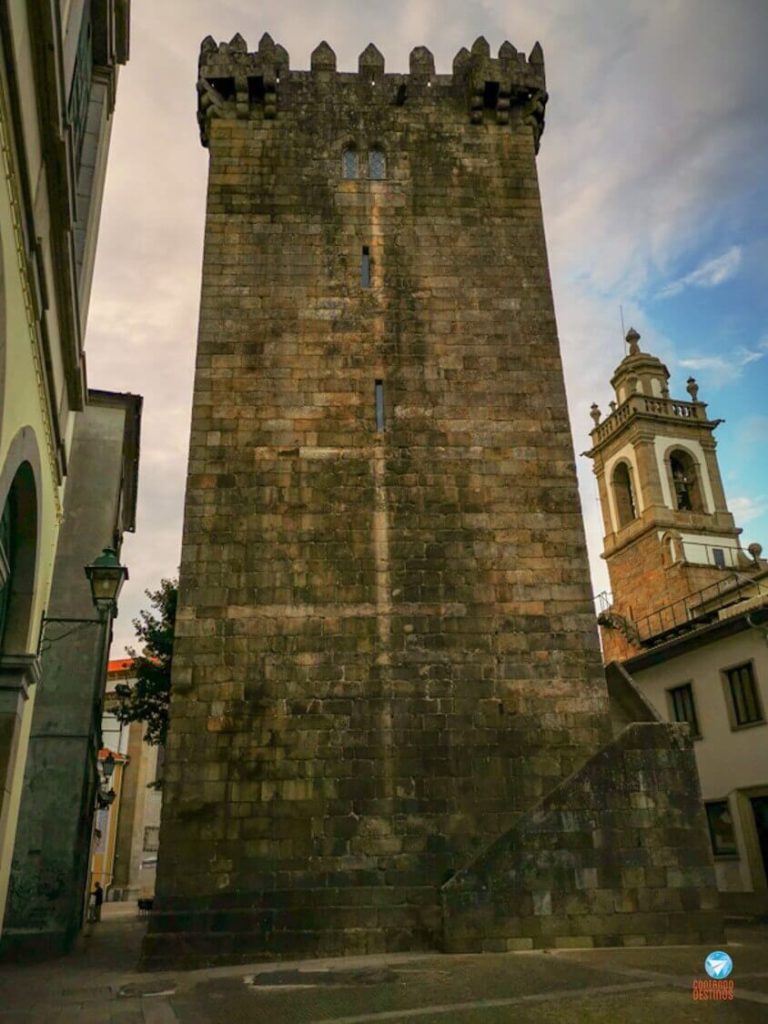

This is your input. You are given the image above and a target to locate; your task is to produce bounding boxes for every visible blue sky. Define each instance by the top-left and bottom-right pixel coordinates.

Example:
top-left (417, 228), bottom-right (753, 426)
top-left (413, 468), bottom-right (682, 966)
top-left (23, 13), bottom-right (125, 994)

top-left (86, 0), bottom-right (768, 650)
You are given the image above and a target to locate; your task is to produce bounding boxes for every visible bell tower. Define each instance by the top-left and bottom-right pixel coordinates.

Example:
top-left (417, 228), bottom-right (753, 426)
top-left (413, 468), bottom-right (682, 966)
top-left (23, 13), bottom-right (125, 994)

top-left (587, 328), bottom-right (755, 661)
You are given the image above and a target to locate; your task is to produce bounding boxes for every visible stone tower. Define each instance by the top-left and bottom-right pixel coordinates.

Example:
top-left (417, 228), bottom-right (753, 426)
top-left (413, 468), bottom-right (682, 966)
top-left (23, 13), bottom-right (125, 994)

top-left (586, 329), bottom-right (755, 662)
top-left (144, 35), bottom-right (722, 967)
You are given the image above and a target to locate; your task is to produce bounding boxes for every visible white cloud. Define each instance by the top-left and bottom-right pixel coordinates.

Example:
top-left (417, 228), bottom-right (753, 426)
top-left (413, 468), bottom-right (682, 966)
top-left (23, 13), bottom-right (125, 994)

top-left (657, 245), bottom-right (742, 299)
top-left (730, 496), bottom-right (768, 524)
top-left (677, 338), bottom-right (768, 385)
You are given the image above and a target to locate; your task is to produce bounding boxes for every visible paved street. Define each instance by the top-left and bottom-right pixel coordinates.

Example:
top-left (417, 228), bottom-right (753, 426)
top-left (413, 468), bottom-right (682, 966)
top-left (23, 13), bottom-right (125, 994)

top-left (0, 906), bottom-right (766, 1023)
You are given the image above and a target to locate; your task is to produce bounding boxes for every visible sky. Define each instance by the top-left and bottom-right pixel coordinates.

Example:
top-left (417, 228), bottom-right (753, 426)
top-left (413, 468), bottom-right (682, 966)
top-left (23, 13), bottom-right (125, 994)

top-left (86, 0), bottom-right (768, 655)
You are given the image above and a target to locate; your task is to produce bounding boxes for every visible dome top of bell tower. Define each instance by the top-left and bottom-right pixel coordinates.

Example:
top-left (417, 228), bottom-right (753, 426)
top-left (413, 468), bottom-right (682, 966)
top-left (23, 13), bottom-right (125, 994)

top-left (609, 328), bottom-right (670, 403)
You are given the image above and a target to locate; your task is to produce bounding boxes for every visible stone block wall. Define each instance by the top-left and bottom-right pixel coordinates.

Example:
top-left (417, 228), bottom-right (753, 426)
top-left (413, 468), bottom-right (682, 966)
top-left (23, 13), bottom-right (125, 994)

top-left (442, 722), bottom-right (723, 951)
top-left (599, 528), bottom-right (738, 662)
top-left (144, 35), bottom-right (653, 968)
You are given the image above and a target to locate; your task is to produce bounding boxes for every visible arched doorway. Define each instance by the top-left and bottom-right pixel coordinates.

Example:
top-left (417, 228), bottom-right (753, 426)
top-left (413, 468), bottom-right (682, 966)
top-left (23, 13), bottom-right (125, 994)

top-left (0, 461), bottom-right (38, 653)
top-left (0, 447), bottom-right (42, 928)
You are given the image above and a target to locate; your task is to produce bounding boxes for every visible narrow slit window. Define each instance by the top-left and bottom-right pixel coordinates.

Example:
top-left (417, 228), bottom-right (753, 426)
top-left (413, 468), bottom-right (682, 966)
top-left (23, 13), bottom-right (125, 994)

top-left (375, 380), bottom-right (385, 432)
top-left (361, 246), bottom-right (371, 288)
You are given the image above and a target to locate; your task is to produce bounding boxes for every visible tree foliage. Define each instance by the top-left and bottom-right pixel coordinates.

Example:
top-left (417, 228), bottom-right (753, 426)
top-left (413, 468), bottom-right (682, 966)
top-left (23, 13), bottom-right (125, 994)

top-left (113, 578), bottom-right (177, 747)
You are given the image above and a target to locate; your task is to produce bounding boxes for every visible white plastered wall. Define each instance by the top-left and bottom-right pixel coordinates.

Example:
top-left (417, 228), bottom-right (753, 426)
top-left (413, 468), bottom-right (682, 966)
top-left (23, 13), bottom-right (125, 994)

top-left (633, 630), bottom-right (768, 893)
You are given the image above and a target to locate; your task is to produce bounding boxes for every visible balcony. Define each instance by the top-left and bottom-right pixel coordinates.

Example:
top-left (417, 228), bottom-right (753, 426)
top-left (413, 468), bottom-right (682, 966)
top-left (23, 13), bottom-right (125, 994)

top-left (590, 395), bottom-right (703, 447)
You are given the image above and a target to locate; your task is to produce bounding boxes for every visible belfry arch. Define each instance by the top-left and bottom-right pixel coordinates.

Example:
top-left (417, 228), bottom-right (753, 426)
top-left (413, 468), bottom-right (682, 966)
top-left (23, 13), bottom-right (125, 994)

top-left (612, 460), bottom-right (638, 529)
top-left (668, 447), bottom-right (704, 513)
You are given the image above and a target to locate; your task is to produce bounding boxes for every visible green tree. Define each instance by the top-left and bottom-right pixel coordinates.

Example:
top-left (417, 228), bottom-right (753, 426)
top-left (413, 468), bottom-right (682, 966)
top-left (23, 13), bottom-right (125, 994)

top-left (113, 578), bottom-right (177, 747)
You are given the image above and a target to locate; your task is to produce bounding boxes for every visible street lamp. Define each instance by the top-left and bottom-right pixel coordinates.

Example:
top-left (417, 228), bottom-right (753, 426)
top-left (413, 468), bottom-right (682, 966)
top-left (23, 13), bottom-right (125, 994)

top-left (39, 548), bottom-right (129, 646)
top-left (84, 548), bottom-right (129, 617)
top-left (96, 749), bottom-right (118, 808)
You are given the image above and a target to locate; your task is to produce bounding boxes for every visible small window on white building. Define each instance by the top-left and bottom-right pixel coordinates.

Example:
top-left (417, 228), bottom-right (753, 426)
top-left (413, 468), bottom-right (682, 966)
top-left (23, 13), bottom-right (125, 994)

top-left (712, 547), bottom-right (726, 568)
top-left (724, 662), bottom-right (764, 728)
top-left (667, 682), bottom-right (701, 738)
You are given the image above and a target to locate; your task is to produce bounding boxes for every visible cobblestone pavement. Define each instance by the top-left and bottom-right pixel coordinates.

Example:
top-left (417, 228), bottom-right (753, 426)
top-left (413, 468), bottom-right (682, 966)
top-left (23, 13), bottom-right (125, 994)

top-left (0, 907), bottom-right (766, 1023)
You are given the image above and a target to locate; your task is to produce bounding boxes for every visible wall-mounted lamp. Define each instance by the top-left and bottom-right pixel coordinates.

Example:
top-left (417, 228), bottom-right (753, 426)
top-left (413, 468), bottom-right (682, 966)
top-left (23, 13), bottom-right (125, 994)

top-left (39, 548), bottom-right (128, 651)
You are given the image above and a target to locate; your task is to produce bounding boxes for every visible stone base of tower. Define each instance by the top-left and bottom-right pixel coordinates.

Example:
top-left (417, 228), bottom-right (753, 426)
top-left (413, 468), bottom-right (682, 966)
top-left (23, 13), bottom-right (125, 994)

top-left (442, 722), bottom-right (723, 952)
top-left (140, 888), bottom-right (440, 970)
top-left (141, 722), bottom-right (722, 969)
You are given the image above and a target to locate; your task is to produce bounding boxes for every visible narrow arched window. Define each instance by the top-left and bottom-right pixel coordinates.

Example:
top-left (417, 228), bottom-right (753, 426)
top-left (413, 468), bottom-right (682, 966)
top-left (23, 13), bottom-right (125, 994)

top-left (613, 462), bottom-right (637, 528)
top-left (669, 449), bottom-right (702, 512)
top-left (368, 148), bottom-right (386, 180)
top-left (342, 147), bottom-right (358, 179)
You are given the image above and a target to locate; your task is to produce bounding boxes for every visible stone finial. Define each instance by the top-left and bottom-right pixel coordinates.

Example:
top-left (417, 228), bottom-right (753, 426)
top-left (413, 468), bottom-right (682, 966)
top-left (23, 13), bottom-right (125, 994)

top-left (200, 35), bottom-right (217, 57)
top-left (471, 36), bottom-right (491, 57)
top-left (453, 46), bottom-right (471, 73)
top-left (359, 43), bottom-right (385, 76)
top-left (590, 403), bottom-right (602, 426)
top-left (686, 377), bottom-right (700, 401)
top-left (625, 327), bottom-right (641, 355)
top-left (748, 542), bottom-right (763, 564)
top-left (228, 33), bottom-right (247, 53)
top-left (258, 32), bottom-right (276, 58)
top-left (529, 41), bottom-right (544, 66)
top-left (498, 41), bottom-right (517, 60)
top-left (609, 400), bottom-right (617, 413)
top-left (311, 41), bottom-right (336, 72)
top-left (409, 46), bottom-right (435, 76)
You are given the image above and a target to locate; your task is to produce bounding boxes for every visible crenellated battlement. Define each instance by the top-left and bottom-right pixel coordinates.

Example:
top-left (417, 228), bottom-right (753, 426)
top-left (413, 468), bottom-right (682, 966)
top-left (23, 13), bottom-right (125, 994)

top-left (197, 32), bottom-right (547, 150)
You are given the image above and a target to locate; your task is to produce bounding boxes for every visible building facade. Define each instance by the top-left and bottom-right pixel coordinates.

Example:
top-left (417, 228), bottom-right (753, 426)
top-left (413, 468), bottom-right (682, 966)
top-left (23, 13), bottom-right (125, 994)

top-left (0, 1), bottom-right (130, 937)
top-left (145, 33), bottom-right (722, 968)
top-left (90, 746), bottom-right (129, 898)
top-left (2, 389), bottom-right (140, 955)
top-left (588, 332), bottom-right (768, 914)
top-left (95, 658), bottom-right (163, 902)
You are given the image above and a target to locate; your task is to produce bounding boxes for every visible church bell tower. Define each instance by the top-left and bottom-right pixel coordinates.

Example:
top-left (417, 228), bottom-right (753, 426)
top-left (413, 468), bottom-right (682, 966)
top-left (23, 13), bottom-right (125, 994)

top-left (587, 328), bottom-right (757, 661)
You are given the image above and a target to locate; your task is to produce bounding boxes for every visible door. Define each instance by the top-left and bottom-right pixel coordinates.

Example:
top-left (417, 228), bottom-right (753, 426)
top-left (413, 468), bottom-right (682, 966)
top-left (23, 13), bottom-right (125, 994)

top-left (750, 796), bottom-right (768, 886)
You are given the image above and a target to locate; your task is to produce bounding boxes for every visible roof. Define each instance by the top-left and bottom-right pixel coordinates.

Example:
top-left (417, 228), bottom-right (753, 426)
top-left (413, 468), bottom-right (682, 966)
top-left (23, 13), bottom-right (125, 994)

top-left (87, 389), bottom-right (143, 533)
top-left (623, 600), bottom-right (768, 672)
top-left (108, 658), bottom-right (135, 674)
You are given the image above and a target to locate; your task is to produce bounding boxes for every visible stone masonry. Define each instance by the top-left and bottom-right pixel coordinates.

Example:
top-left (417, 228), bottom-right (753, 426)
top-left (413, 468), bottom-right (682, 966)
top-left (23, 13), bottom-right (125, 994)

top-left (144, 34), bottom-right (722, 968)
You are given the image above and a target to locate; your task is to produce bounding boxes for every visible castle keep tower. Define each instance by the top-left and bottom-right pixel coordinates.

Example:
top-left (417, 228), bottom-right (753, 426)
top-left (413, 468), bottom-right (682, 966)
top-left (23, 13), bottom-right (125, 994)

top-left (146, 35), bottom-right (722, 966)
top-left (587, 330), bottom-right (753, 661)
